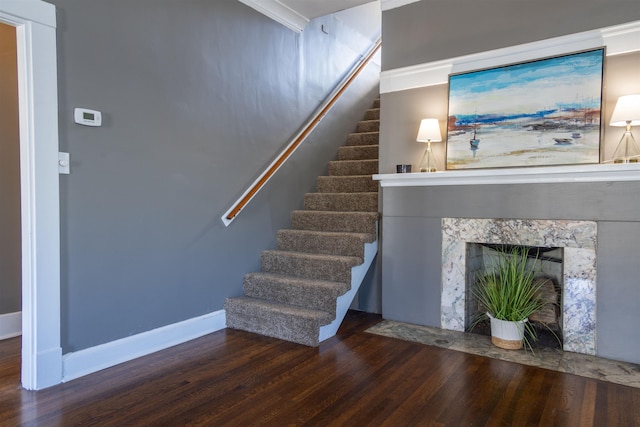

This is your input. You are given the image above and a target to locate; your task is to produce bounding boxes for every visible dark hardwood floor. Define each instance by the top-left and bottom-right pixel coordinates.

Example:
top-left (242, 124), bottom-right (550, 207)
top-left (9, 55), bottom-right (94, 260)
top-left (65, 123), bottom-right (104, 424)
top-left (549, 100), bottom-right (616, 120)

top-left (1, 311), bottom-right (639, 426)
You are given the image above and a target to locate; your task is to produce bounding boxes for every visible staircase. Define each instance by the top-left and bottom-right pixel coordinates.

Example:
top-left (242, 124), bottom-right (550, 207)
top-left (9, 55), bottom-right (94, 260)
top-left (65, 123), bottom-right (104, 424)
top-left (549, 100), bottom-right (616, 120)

top-left (224, 99), bottom-right (380, 346)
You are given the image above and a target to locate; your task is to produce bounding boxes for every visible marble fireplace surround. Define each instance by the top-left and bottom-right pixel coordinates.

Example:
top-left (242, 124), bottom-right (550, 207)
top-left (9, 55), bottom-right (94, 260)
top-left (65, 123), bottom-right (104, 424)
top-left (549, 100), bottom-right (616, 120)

top-left (441, 218), bottom-right (597, 355)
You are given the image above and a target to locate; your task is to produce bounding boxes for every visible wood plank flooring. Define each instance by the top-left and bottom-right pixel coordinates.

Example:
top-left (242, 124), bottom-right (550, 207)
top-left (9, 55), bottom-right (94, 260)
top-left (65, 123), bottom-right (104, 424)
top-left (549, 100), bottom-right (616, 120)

top-left (1, 311), bottom-right (639, 426)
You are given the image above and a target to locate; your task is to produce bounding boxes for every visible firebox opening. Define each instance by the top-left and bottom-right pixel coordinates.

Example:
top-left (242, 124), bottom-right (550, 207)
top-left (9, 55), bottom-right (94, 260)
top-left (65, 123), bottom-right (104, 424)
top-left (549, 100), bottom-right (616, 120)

top-left (465, 243), bottom-right (564, 350)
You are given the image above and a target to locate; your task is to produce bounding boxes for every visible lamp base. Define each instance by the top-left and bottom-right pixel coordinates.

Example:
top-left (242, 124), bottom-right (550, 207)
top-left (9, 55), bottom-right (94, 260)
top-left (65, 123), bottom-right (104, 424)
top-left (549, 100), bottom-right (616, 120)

top-left (611, 128), bottom-right (640, 164)
top-left (418, 144), bottom-right (437, 173)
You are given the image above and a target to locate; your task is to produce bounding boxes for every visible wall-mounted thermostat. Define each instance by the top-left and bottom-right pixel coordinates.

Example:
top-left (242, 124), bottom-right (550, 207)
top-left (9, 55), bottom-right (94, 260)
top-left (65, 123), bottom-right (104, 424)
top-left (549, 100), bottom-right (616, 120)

top-left (74, 107), bottom-right (102, 126)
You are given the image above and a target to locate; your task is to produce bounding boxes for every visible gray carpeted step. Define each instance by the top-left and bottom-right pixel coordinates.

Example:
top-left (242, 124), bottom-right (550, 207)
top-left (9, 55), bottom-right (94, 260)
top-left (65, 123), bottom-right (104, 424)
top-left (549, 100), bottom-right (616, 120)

top-left (291, 210), bottom-right (378, 235)
top-left (356, 120), bottom-right (380, 133)
top-left (364, 108), bottom-right (380, 121)
top-left (243, 272), bottom-right (349, 313)
top-left (276, 229), bottom-right (375, 258)
top-left (304, 192), bottom-right (378, 212)
top-left (224, 296), bottom-right (332, 346)
top-left (348, 132), bottom-right (379, 146)
top-left (316, 175), bottom-right (378, 193)
top-left (261, 249), bottom-right (361, 283)
top-left (338, 145), bottom-right (378, 161)
top-left (225, 96), bottom-right (381, 348)
top-left (328, 159), bottom-right (378, 176)
top-left (373, 98), bottom-right (380, 109)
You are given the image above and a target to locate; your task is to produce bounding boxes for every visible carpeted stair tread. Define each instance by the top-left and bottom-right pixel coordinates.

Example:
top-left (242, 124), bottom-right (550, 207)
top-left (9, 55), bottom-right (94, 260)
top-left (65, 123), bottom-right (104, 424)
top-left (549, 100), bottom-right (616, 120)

top-left (261, 249), bottom-right (361, 283)
top-left (356, 120), bottom-right (380, 133)
top-left (291, 210), bottom-right (378, 235)
top-left (328, 159), bottom-right (378, 176)
top-left (316, 175), bottom-right (378, 193)
top-left (224, 296), bottom-right (332, 346)
top-left (348, 131), bottom-right (379, 146)
top-left (243, 272), bottom-right (349, 312)
top-left (226, 97), bottom-right (381, 347)
top-left (304, 192), bottom-right (378, 212)
top-left (338, 145), bottom-right (378, 161)
top-left (373, 98), bottom-right (380, 108)
top-left (364, 108), bottom-right (380, 121)
top-left (276, 229), bottom-right (375, 258)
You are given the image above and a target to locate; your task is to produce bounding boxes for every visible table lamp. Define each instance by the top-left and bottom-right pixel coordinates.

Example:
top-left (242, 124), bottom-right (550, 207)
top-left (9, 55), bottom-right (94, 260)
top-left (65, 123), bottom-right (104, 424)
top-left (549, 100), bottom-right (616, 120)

top-left (416, 118), bottom-right (442, 172)
top-left (610, 94), bottom-right (640, 163)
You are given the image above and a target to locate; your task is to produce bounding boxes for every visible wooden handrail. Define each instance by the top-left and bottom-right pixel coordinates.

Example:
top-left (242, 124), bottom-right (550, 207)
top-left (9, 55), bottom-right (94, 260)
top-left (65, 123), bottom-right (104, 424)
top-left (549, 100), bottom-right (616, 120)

top-left (221, 37), bottom-right (381, 226)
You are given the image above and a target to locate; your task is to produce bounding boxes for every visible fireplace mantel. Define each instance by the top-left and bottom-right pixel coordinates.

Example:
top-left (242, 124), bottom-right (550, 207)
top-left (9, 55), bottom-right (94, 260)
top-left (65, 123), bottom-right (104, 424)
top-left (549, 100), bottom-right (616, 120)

top-left (373, 163), bottom-right (640, 187)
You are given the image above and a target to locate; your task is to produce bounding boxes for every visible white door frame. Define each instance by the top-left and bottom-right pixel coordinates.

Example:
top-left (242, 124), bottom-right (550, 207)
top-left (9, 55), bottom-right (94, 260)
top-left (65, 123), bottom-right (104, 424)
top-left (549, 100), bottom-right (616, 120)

top-left (0, 0), bottom-right (62, 390)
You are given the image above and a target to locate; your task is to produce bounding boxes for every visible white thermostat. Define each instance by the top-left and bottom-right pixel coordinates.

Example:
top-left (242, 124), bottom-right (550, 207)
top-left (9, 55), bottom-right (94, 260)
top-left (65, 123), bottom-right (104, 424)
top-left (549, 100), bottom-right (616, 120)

top-left (74, 107), bottom-right (102, 126)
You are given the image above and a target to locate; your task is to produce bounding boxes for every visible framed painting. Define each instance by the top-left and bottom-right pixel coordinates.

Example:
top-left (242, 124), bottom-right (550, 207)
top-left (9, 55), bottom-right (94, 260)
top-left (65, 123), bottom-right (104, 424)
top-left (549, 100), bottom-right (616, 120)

top-left (445, 48), bottom-right (604, 170)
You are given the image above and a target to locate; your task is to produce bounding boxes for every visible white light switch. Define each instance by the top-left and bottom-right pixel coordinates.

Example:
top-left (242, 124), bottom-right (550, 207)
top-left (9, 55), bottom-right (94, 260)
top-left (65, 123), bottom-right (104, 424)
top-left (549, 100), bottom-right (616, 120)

top-left (58, 152), bottom-right (70, 174)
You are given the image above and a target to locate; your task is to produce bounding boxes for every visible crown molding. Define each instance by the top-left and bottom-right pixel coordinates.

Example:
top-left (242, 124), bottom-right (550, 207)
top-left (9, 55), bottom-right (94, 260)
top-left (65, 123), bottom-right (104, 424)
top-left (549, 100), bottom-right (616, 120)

top-left (237, 0), bottom-right (309, 33)
top-left (381, 0), bottom-right (421, 11)
top-left (381, 20), bottom-right (640, 94)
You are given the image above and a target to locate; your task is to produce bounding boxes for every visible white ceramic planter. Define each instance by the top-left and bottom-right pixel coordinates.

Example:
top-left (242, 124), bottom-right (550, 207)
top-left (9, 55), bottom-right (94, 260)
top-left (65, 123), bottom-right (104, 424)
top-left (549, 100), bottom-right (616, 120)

top-left (487, 313), bottom-right (527, 350)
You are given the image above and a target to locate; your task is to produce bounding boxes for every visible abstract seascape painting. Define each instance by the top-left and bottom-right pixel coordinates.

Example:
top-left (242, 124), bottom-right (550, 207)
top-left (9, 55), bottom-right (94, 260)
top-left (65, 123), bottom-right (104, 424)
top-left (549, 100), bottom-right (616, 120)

top-left (446, 48), bottom-right (604, 170)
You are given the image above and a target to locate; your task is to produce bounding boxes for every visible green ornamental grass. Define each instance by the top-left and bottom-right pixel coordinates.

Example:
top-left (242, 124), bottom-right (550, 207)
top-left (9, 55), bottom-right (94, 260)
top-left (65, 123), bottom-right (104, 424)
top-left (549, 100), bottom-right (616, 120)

top-left (472, 247), bottom-right (551, 350)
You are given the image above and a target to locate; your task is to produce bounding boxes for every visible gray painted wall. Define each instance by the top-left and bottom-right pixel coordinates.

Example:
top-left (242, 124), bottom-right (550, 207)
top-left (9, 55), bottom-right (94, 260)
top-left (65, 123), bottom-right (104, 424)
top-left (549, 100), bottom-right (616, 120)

top-left (382, 0), bottom-right (640, 70)
top-left (379, 2), bottom-right (640, 364)
top-left (0, 23), bottom-right (21, 315)
top-left (380, 53), bottom-right (640, 173)
top-left (381, 183), bottom-right (640, 364)
top-left (51, 0), bottom-right (380, 352)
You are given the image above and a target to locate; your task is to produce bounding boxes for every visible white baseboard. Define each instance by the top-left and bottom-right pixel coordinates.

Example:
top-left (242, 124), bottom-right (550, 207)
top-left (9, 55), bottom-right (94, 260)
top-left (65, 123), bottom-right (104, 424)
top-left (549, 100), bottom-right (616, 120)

top-left (0, 311), bottom-right (22, 340)
top-left (62, 310), bottom-right (226, 383)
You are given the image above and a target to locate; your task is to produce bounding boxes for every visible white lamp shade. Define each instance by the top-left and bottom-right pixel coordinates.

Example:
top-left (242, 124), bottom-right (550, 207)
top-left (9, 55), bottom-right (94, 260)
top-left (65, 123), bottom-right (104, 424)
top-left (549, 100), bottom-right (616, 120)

top-left (416, 118), bottom-right (442, 142)
top-left (610, 94), bottom-right (640, 127)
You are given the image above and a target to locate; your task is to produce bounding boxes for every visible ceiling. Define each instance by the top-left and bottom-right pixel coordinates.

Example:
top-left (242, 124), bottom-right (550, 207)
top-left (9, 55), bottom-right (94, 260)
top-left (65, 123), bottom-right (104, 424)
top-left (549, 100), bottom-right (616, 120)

top-left (280, 0), bottom-right (376, 20)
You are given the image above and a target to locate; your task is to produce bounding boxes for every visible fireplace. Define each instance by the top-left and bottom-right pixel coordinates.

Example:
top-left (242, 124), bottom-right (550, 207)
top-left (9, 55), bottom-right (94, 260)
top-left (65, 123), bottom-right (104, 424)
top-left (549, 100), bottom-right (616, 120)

top-left (465, 243), bottom-right (564, 345)
top-left (441, 218), bottom-right (597, 355)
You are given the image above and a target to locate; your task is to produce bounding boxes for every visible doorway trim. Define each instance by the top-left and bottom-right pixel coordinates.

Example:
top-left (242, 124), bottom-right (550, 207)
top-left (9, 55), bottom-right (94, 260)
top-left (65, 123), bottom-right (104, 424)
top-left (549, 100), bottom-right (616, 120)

top-left (0, 0), bottom-right (62, 390)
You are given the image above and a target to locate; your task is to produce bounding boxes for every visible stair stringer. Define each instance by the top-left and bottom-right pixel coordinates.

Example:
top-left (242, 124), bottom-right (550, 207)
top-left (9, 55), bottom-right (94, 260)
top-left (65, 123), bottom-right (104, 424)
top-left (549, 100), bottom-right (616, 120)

top-left (318, 228), bottom-right (378, 343)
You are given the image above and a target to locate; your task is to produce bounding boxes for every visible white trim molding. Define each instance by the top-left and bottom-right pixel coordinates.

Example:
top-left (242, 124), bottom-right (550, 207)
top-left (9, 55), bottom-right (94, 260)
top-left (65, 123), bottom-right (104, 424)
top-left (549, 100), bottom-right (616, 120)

top-left (381, 0), bottom-right (421, 11)
top-left (0, 0), bottom-right (55, 26)
top-left (374, 163), bottom-right (640, 187)
top-left (62, 310), bottom-right (226, 383)
top-left (381, 20), bottom-right (640, 94)
top-left (0, 312), bottom-right (22, 340)
top-left (0, 0), bottom-right (62, 390)
top-left (319, 238), bottom-right (378, 342)
top-left (237, 0), bottom-right (308, 33)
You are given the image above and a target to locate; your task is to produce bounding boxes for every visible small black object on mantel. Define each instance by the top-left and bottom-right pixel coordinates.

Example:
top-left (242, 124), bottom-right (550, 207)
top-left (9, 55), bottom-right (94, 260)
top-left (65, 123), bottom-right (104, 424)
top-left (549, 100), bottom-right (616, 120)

top-left (396, 164), bottom-right (412, 173)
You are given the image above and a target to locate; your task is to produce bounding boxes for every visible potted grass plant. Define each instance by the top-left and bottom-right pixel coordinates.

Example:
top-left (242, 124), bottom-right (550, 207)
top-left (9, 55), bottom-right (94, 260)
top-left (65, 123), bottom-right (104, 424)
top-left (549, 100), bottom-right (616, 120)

top-left (471, 247), bottom-right (548, 351)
